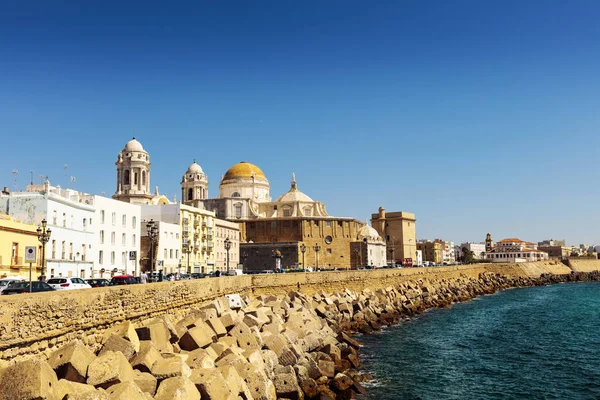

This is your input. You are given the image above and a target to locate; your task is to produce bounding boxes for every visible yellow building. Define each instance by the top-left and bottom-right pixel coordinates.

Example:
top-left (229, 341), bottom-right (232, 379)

top-left (371, 207), bottom-right (417, 265)
top-left (417, 241), bottom-right (443, 264)
top-left (180, 205), bottom-right (218, 274)
top-left (0, 214), bottom-right (41, 278)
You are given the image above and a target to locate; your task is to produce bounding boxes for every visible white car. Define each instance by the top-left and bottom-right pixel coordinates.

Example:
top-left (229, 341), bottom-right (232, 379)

top-left (0, 277), bottom-right (26, 294)
top-left (47, 277), bottom-right (92, 290)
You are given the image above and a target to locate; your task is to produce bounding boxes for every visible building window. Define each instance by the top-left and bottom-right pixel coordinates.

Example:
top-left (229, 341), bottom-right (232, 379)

top-left (176, 250), bottom-right (179, 258)
top-left (232, 192), bottom-right (241, 198)
top-left (100, 210), bottom-right (105, 224)
top-left (61, 241), bottom-right (66, 259)
top-left (271, 221), bottom-right (277, 228)
top-left (52, 240), bottom-right (56, 259)
top-left (11, 242), bottom-right (18, 264)
top-left (111, 232), bottom-right (115, 245)
top-left (164, 249), bottom-right (167, 259)
top-left (134, 172), bottom-right (138, 185)
top-left (188, 188), bottom-right (193, 200)
top-left (122, 252), bottom-right (127, 265)
top-left (100, 230), bottom-right (104, 244)
top-left (142, 170), bottom-right (146, 186)
top-left (170, 249), bottom-right (173, 258)
top-left (327, 248), bottom-right (332, 254)
top-left (304, 207), bottom-right (311, 216)
top-left (53, 210), bottom-right (57, 225)
top-left (83, 218), bottom-right (87, 230)
top-left (111, 212), bottom-right (116, 226)
top-left (62, 213), bottom-right (66, 227)
top-left (132, 216), bottom-right (136, 228)
top-left (282, 208), bottom-right (291, 217)
top-left (122, 215), bottom-right (126, 227)
top-left (234, 203), bottom-right (242, 218)
top-left (111, 251), bottom-right (115, 265)
top-left (124, 170), bottom-right (130, 185)
top-left (99, 250), bottom-right (103, 264)
top-left (69, 243), bottom-right (73, 260)
top-left (122, 233), bottom-right (126, 245)
top-left (132, 234), bottom-right (136, 246)
top-left (326, 221), bottom-right (331, 227)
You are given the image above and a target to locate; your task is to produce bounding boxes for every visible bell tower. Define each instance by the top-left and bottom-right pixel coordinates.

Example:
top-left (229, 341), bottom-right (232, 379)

top-left (181, 160), bottom-right (209, 206)
top-left (113, 137), bottom-right (153, 204)
top-left (485, 233), bottom-right (493, 252)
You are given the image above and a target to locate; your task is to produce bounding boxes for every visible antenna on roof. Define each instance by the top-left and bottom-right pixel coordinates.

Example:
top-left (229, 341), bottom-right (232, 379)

top-left (30, 170), bottom-right (33, 185)
top-left (12, 169), bottom-right (18, 191)
top-left (64, 164), bottom-right (68, 188)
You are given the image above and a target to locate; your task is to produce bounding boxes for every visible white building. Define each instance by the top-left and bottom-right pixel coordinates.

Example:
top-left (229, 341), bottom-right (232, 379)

top-left (458, 242), bottom-right (487, 260)
top-left (0, 182), bottom-right (95, 278)
top-left (214, 218), bottom-right (241, 272)
top-left (416, 249), bottom-right (423, 266)
top-left (82, 195), bottom-right (141, 277)
top-left (357, 225), bottom-right (386, 267)
top-left (140, 219), bottom-right (181, 275)
top-left (486, 237), bottom-right (549, 263)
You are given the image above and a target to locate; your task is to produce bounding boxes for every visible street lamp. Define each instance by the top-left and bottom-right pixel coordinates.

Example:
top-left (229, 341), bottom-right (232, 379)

top-left (146, 219), bottom-right (159, 282)
top-left (36, 219), bottom-right (51, 280)
top-left (224, 237), bottom-right (231, 274)
top-left (300, 243), bottom-right (306, 271)
top-left (313, 244), bottom-right (321, 271)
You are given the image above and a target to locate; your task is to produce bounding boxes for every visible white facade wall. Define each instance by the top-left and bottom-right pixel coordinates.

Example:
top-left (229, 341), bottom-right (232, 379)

top-left (0, 188), bottom-right (95, 278)
top-left (416, 250), bottom-right (423, 266)
top-left (214, 219), bottom-right (240, 272)
top-left (88, 195), bottom-right (141, 277)
top-left (366, 242), bottom-right (386, 267)
top-left (459, 242), bottom-right (487, 259)
top-left (155, 221), bottom-right (181, 274)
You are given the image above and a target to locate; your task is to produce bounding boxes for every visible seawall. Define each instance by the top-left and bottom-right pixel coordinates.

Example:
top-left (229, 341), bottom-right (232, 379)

top-left (567, 259), bottom-right (600, 272)
top-left (0, 261), bottom-right (571, 362)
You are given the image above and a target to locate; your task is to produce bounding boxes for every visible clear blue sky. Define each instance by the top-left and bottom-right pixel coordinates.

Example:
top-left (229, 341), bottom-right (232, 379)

top-left (2, 1), bottom-right (600, 246)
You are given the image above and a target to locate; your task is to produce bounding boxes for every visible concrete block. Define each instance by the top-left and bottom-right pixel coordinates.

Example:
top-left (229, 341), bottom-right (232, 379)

top-left (225, 294), bottom-right (243, 310)
top-left (130, 342), bottom-right (162, 373)
top-left (219, 310), bottom-right (238, 330)
top-left (178, 325), bottom-right (214, 351)
top-left (206, 317), bottom-right (227, 337)
top-left (189, 368), bottom-right (236, 400)
top-left (48, 340), bottom-right (96, 383)
top-left (98, 334), bottom-right (136, 361)
top-left (236, 333), bottom-right (260, 352)
top-left (185, 348), bottom-right (216, 369)
top-left (56, 379), bottom-right (108, 400)
top-left (243, 366), bottom-right (277, 400)
top-left (104, 381), bottom-right (148, 400)
top-left (102, 321), bottom-right (140, 353)
top-left (154, 377), bottom-right (200, 400)
top-left (87, 351), bottom-right (134, 390)
top-left (273, 370), bottom-right (302, 400)
top-left (217, 364), bottom-right (243, 396)
top-left (133, 370), bottom-right (157, 397)
top-left (318, 360), bottom-right (335, 378)
top-left (0, 359), bottom-right (59, 400)
top-left (135, 320), bottom-right (171, 352)
top-left (150, 357), bottom-right (191, 382)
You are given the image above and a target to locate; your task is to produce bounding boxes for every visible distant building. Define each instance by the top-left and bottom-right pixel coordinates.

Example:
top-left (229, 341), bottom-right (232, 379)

top-left (537, 245), bottom-right (569, 259)
top-left (416, 249), bottom-right (423, 266)
top-left (538, 239), bottom-right (565, 247)
top-left (371, 207), bottom-right (417, 266)
top-left (417, 240), bottom-right (442, 264)
top-left (485, 236), bottom-right (549, 263)
top-left (458, 242), bottom-right (487, 260)
top-left (140, 219), bottom-right (181, 275)
top-left (0, 214), bottom-right (41, 278)
top-left (434, 239), bottom-right (455, 263)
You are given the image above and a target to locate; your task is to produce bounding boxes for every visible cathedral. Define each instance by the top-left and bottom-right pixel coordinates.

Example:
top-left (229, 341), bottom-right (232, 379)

top-left (113, 137), bottom-right (389, 270)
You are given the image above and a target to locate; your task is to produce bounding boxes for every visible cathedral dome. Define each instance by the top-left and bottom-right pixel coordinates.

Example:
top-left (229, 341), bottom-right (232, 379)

top-left (275, 174), bottom-right (313, 202)
top-left (223, 162), bottom-right (267, 181)
top-left (123, 137), bottom-right (145, 152)
top-left (358, 225), bottom-right (382, 241)
top-left (186, 160), bottom-right (204, 174)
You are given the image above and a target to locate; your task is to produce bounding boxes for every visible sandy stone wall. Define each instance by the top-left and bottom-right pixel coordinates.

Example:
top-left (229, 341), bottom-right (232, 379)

top-left (0, 262), bottom-right (571, 362)
top-left (567, 259), bottom-right (600, 272)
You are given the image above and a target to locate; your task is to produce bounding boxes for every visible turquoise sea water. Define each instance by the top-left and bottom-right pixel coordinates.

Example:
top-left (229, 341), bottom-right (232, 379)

top-left (358, 282), bottom-right (600, 400)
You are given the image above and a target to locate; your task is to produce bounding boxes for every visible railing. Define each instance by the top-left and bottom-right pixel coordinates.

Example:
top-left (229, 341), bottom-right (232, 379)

top-left (193, 219), bottom-right (199, 227)
top-left (202, 222), bottom-right (207, 227)
top-left (11, 256), bottom-right (23, 266)
top-left (207, 235), bottom-right (213, 241)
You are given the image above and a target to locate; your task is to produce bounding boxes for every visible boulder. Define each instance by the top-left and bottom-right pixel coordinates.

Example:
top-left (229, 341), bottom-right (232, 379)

top-left (48, 340), bottom-right (96, 383)
top-left (55, 379), bottom-right (108, 400)
top-left (189, 368), bottom-right (235, 400)
top-left (154, 377), bottom-right (200, 400)
top-left (130, 342), bottom-right (162, 373)
top-left (87, 351), bottom-right (134, 390)
top-left (317, 360), bottom-right (335, 378)
top-left (132, 370), bottom-right (157, 397)
top-left (333, 373), bottom-right (353, 391)
top-left (135, 320), bottom-right (172, 352)
top-left (206, 317), bottom-right (227, 337)
top-left (103, 381), bottom-right (149, 400)
top-left (98, 335), bottom-right (136, 361)
top-left (0, 359), bottom-right (59, 400)
top-left (150, 357), bottom-right (191, 382)
top-left (178, 325), bottom-right (214, 351)
top-left (185, 348), bottom-right (216, 369)
top-left (273, 370), bottom-right (302, 400)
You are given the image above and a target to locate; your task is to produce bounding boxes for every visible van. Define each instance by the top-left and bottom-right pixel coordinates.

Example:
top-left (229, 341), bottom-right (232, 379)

top-left (226, 269), bottom-right (244, 276)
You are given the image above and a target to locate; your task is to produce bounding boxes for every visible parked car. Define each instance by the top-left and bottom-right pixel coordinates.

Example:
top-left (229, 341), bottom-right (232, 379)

top-left (0, 277), bottom-right (26, 294)
top-left (191, 273), bottom-right (206, 279)
top-left (109, 275), bottom-right (138, 285)
top-left (1, 281), bottom-right (55, 295)
top-left (85, 278), bottom-right (110, 288)
top-left (47, 277), bottom-right (92, 290)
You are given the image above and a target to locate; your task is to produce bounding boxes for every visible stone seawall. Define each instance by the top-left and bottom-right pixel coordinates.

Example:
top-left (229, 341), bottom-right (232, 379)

top-left (567, 259), bottom-right (600, 272)
top-left (0, 261), bottom-right (570, 362)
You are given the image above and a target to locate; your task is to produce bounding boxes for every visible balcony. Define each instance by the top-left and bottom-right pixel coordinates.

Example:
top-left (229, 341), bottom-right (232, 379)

top-left (207, 235), bottom-right (213, 241)
top-left (202, 221), bottom-right (207, 227)
top-left (11, 256), bottom-right (23, 267)
top-left (193, 219), bottom-right (199, 227)
top-left (183, 226), bottom-right (189, 233)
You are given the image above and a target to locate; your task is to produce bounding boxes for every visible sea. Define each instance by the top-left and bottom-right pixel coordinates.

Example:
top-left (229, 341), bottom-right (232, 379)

top-left (357, 282), bottom-right (600, 400)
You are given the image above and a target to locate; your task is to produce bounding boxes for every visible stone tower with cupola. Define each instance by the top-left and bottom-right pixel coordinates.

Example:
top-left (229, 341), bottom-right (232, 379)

top-left (113, 137), bottom-right (153, 204)
top-left (181, 160), bottom-right (209, 206)
top-left (485, 233), bottom-right (494, 252)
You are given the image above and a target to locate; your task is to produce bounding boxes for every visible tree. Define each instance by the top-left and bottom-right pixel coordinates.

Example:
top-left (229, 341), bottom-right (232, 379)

top-left (461, 247), bottom-right (475, 263)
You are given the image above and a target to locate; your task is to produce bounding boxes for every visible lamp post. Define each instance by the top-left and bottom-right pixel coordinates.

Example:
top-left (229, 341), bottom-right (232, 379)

top-left (313, 244), bottom-right (321, 271)
top-left (300, 243), bottom-right (306, 271)
top-left (224, 237), bottom-right (231, 274)
top-left (146, 219), bottom-right (158, 282)
top-left (362, 238), bottom-right (367, 268)
top-left (36, 219), bottom-right (51, 280)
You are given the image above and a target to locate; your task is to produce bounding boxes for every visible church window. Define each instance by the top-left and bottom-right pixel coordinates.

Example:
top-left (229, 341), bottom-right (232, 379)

top-left (234, 203), bottom-right (242, 218)
top-left (303, 208), bottom-right (311, 216)
top-left (134, 173), bottom-right (138, 185)
top-left (326, 221), bottom-right (331, 227)
top-left (283, 208), bottom-right (291, 217)
top-left (124, 170), bottom-right (130, 185)
top-left (232, 192), bottom-right (241, 198)
top-left (188, 188), bottom-right (193, 201)
top-left (142, 171), bottom-right (146, 186)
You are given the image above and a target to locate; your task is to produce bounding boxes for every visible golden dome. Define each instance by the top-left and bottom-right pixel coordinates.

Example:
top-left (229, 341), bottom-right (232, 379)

top-left (222, 161), bottom-right (267, 181)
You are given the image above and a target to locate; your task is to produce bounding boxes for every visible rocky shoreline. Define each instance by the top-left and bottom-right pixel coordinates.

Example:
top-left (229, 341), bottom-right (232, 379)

top-left (0, 270), bottom-right (598, 399)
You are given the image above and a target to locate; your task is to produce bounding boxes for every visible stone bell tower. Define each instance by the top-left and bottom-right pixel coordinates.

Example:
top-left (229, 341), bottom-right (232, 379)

top-left (485, 233), bottom-right (494, 252)
top-left (113, 137), bottom-right (153, 204)
top-left (181, 160), bottom-right (209, 206)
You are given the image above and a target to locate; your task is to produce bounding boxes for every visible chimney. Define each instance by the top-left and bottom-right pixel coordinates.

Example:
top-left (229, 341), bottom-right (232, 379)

top-left (2, 187), bottom-right (9, 195)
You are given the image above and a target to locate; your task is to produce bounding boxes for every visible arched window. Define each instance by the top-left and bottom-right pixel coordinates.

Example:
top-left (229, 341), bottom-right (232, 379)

top-left (234, 203), bottom-right (242, 218)
top-left (124, 170), bottom-right (130, 185)
top-left (134, 172), bottom-right (138, 185)
top-left (282, 207), bottom-right (292, 217)
top-left (232, 192), bottom-right (241, 198)
top-left (142, 171), bottom-right (146, 186)
top-left (303, 207), bottom-right (312, 216)
top-left (188, 188), bottom-right (193, 200)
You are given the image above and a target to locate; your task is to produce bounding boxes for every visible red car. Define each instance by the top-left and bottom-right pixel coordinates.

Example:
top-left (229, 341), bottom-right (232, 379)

top-left (109, 275), bottom-right (137, 286)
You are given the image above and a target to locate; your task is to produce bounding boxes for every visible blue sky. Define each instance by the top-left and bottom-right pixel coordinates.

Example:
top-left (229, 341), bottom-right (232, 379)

top-left (1, 1), bottom-right (600, 245)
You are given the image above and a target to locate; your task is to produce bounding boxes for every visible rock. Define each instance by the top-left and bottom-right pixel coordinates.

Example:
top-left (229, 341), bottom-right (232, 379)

top-left (178, 325), bottom-right (214, 351)
top-left (133, 370), bottom-right (157, 396)
top-left (47, 340), bottom-right (96, 383)
top-left (0, 359), bottom-right (59, 400)
top-left (299, 377), bottom-right (319, 398)
top-left (217, 364), bottom-right (243, 396)
top-left (102, 321), bottom-right (140, 353)
top-left (189, 368), bottom-right (235, 400)
top-left (98, 335), bottom-right (136, 361)
top-left (243, 366), bottom-right (277, 400)
top-left (87, 351), bottom-right (134, 390)
top-left (56, 379), bottom-right (108, 400)
top-left (135, 320), bottom-right (172, 353)
top-left (185, 348), bottom-right (216, 369)
top-left (154, 377), bottom-right (200, 400)
top-left (104, 381), bottom-right (149, 400)
top-left (273, 370), bottom-right (302, 400)
top-left (318, 360), bottom-right (335, 378)
top-left (219, 310), bottom-right (238, 330)
top-left (130, 342), bottom-right (162, 373)
top-left (150, 357), bottom-right (191, 382)
top-left (206, 317), bottom-right (227, 337)
top-left (225, 294), bottom-right (243, 310)
top-left (333, 373), bottom-right (353, 391)
top-left (263, 334), bottom-right (297, 366)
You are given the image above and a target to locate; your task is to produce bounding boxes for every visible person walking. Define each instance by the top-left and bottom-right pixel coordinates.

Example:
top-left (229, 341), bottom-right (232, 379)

top-left (140, 271), bottom-right (147, 284)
